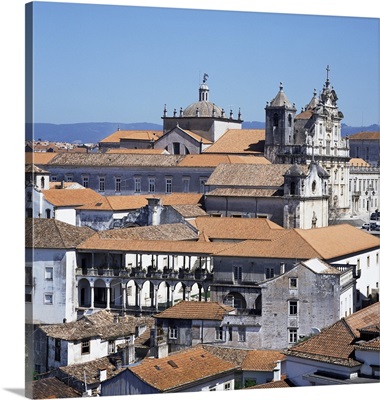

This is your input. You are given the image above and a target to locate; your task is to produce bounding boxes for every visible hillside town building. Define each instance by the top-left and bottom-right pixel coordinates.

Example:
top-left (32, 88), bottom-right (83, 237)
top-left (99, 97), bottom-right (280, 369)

top-left (25, 69), bottom-right (380, 397)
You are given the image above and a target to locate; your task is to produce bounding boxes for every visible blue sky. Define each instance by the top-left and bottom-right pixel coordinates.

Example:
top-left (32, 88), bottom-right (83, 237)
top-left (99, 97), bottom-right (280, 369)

top-left (29, 1), bottom-right (379, 127)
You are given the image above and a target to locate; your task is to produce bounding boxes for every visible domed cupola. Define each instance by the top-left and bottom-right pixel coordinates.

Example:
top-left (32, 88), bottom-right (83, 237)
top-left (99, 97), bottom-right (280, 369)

top-left (182, 73), bottom-right (224, 118)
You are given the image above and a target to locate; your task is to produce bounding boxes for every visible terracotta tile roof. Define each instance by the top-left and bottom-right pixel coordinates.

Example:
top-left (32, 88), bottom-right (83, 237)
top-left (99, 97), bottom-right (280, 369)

top-left (241, 350), bottom-right (286, 371)
top-left (286, 303), bottom-right (380, 367)
top-left (204, 129), bottom-right (266, 154)
top-left (31, 377), bottom-right (81, 398)
top-left (348, 131), bottom-right (380, 140)
top-left (25, 218), bottom-right (95, 249)
top-left (99, 130), bottom-right (163, 143)
top-left (178, 153), bottom-right (270, 167)
top-left (344, 302), bottom-right (380, 338)
top-left (25, 152), bottom-right (58, 165)
top-left (349, 158), bottom-right (371, 167)
top-left (97, 193), bottom-right (204, 211)
top-left (170, 204), bottom-right (208, 218)
top-left (42, 188), bottom-right (104, 207)
top-left (293, 224), bottom-right (380, 260)
top-left (181, 129), bottom-right (213, 144)
top-left (193, 216), bottom-right (284, 241)
top-left (105, 148), bottom-right (168, 154)
top-left (246, 379), bottom-right (293, 389)
top-left (96, 223), bottom-right (198, 241)
top-left (213, 225), bottom-right (380, 260)
top-left (154, 301), bottom-right (234, 321)
top-left (128, 346), bottom-right (237, 392)
top-left (285, 319), bottom-right (360, 367)
top-left (49, 181), bottom-right (84, 190)
top-left (77, 236), bottom-right (233, 254)
top-left (295, 109), bottom-right (314, 120)
top-left (355, 336), bottom-right (380, 351)
top-left (25, 164), bottom-right (48, 174)
top-left (39, 310), bottom-right (136, 341)
top-left (75, 197), bottom-right (114, 211)
top-left (47, 152), bottom-right (184, 167)
top-left (59, 355), bottom-right (126, 385)
top-left (206, 188), bottom-right (281, 197)
top-left (206, 164), bottom-right (305, 187)
top-left (202, 345), bottom-right (285, 371)
top-left (213, 230), bottom-right (319, 259)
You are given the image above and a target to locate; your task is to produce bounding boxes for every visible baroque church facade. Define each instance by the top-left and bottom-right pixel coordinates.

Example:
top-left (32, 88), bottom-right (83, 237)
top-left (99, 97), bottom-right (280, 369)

top-left (264, 66), bottom-right (351, 220)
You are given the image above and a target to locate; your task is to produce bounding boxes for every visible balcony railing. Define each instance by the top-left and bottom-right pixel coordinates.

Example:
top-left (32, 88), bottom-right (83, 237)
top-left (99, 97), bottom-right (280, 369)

top-left (76, 267), bottom-right (213, 282)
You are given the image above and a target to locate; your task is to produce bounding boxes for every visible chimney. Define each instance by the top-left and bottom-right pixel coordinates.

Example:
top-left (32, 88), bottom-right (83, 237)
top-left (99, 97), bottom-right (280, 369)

top-left (113, 315), bottom-right (119, 324)
top-left (273, 360), bottom-right (282, 381)
top-left (99, 369), bottom-right (107, 382)
top-left (280, 262), bottom-right (285, 275)
top-left (146, 197), bottom-right (162, 226)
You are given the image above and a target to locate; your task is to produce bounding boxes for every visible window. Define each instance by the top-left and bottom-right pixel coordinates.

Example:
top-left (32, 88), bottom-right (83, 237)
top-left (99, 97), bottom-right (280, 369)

top-left (288, 328), bottom-right (298, 343)
top-left (82, 176), bottom-right (89, 188)
top-left (200, 178), bottom-right (207, 193)
top-left (289, 301), bottom-right (298, 315)
top-left (51, 175), bottom-right (57, 182)
top-left (44, 293), bottom-right (53, 305)
top-left (224, 383), bottom-right (232, 390)
top-left (45, 267), bottom-right (53, 280)
top-left (165, 178), bottom-right (172, 194)
top-left (367, 256), bottom-right (370, 267)
top-left (148, 178), bottom-right (155, 193)
top-left (173, 142), bottom-right (180, 154)
top-left (55, 339), bottom-right (61, 362)
top-left (115, 177), bottom-right (121, 192)
top-left (215, 326), bottom-right (224, 341)
top-left (66, 175), bottom-right (73, 182)
top-left (108, 340), bottom-right (115, 354)
top-left (168, 326), bottom-right (178, 339)
top-left (238, 327), bottom-right (246, 342)
top-left (233, 266), bottom-right (242, 282)
top-left (265, 267), bottom-right (274, 279)
top-left (25, 288), bottom-right (32, 303)
top-left (99, 177), bottom-right (105, 192)
top-left (183, 177), bottom-right (190, 193)
top-left (81, 340), bottom-right (90, 354)
top-left (289, 278), bottom-right (298, 288)
top-left (273, 113), bottom-right (279, 127)
top-left (192, 326), bottom-right (201, 340)
top-left (135, 177), bottom-right (142, 193)
top-left (228, 326), bottom-right (233, 341)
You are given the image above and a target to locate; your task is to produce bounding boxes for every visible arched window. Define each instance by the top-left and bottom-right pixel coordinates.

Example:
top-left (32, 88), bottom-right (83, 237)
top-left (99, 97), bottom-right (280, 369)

top-left (288, 114), bottom-right (292, 127)
top-left (290, 182), bottom-right (296, 195)
top-left (41, 176), bottom-right (45, 189)
top-left (273, 113), bottom-right (279, 127)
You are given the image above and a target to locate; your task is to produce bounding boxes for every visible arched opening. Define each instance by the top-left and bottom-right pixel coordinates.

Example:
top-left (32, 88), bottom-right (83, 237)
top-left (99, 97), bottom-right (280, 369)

top-left (78, 279), bottom-right (91, 308)
top-left (94, 279), bottom-right (107, 308)
top-left (110, 278), bottom-right (123, 309)
top-left (273, 113), bottom-right (279, 127)
top-left (290, 181), bottom-right (296, 195)
top-left (223, 292), bottom-right (247, 310)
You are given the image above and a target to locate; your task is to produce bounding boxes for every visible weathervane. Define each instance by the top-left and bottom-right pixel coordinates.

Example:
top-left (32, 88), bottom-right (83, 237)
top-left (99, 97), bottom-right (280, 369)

top-left (203, 73), bottom-right (209, 83)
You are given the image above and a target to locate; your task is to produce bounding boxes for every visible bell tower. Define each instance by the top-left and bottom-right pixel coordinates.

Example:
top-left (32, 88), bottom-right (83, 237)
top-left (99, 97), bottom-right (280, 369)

top-left (264, 83), bottom-right (297, 163)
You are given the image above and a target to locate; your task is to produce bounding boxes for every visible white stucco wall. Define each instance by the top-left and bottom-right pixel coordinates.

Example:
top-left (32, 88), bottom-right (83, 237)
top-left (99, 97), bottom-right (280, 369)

top-left (30, 248), bottom-right (78, 324)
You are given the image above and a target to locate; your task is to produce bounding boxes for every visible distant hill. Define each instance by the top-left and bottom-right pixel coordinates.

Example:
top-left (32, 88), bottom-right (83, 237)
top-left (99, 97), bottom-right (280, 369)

top-left (26, 122), bottom-right (163, 144)
top-left (26, 121), bottom-right (379, 144)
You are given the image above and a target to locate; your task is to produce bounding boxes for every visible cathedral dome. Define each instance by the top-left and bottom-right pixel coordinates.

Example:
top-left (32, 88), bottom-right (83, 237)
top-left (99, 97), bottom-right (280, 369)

top-left (183, 101), bottom-right (223, 118)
